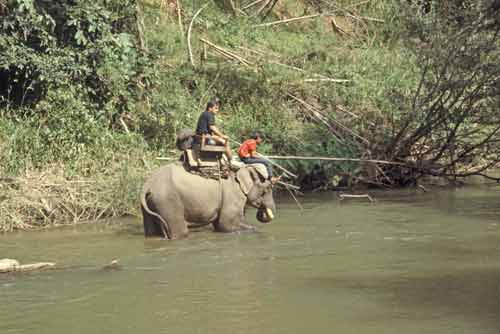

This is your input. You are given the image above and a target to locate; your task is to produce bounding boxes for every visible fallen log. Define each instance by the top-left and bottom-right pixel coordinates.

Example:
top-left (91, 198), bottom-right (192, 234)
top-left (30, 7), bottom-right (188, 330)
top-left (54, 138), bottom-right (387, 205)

top-left (156, 156), bottom-right (177, 161)
top-left (253, 14), bottom-right (321, 27)
top-left (339, 194), bottom-right (374, 202)
top-left (0, 258), bottom-right (56, 273)
top-left (200, 38), bottom-right (254, 68)
top-left (242, 0), bottom-right (267, 10)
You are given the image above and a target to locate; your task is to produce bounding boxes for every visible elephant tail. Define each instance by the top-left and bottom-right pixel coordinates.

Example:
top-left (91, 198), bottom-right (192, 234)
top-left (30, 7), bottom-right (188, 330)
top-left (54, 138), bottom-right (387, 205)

top-left (141, 189), bottom-right (171, 239)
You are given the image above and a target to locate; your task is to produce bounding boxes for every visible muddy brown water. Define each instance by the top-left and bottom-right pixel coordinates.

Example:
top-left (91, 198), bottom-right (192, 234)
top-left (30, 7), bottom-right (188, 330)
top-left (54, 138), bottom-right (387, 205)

top-left (1, 184), bottom-right (500, 334)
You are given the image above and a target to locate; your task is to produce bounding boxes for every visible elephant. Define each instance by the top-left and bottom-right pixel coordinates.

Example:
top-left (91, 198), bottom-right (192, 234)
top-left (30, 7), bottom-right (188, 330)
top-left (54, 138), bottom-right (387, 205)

top-left (140, 162), bottom-right (276, 239)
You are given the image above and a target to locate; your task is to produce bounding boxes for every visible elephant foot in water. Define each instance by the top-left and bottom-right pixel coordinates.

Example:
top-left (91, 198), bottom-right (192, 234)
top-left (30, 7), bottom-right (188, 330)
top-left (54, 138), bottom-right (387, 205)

top-left (212, 221), bottom-right (255, 233)
top-left (237, 223), bottom-right (256, 232)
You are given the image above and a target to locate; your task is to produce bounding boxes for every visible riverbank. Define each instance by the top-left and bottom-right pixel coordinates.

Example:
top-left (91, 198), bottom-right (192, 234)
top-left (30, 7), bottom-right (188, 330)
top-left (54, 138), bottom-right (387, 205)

top-left (3, 155), bottom-right (496, 233)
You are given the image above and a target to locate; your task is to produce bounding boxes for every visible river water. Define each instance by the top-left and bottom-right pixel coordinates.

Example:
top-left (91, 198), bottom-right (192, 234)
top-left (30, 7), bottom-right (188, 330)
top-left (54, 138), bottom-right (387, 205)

top-left (1, 184), bottom-right (500, 334)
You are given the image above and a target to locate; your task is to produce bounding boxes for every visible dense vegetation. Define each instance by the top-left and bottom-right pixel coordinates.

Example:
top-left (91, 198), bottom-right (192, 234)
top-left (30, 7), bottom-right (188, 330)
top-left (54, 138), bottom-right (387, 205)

top-left (1, 0), bottom-right (499, 231)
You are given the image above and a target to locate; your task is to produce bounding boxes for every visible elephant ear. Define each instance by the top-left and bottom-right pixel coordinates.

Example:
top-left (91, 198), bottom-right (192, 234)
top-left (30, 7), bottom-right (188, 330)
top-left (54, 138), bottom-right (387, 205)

top-left (236, 167), bottom-right (255, 195)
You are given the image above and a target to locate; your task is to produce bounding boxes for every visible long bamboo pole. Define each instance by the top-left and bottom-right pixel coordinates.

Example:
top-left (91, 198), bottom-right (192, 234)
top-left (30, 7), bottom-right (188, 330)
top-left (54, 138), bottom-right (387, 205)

top-left (276, 181), bottom-right (300, 190)
top-left (265, 155), bottom-right (407, 166)
top-left (227, 137), bottom-right (298, 179)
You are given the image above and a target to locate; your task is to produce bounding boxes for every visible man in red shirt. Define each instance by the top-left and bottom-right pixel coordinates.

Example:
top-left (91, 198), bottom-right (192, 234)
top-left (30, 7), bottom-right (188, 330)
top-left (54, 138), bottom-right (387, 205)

top-left (238, 132), bottom-right (280, 184)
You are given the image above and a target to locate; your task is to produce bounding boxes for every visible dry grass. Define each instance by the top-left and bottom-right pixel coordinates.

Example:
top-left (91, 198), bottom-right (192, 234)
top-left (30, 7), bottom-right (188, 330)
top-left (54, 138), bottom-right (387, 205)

top-left (0, 164), bottom-right (145, 232)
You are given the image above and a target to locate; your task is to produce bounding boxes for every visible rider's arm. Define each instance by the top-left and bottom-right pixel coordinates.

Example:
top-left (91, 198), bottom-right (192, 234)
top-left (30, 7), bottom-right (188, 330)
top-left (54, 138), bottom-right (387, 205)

top-left (249, 141), bottom-right (258, 157)
top-left (209, 125), bottom-right (228, 139)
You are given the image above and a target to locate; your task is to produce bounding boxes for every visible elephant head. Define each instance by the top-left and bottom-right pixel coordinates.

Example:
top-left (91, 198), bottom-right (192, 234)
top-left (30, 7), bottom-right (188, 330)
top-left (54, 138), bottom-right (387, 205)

top-left (236, 167), bottom-right (276, 223)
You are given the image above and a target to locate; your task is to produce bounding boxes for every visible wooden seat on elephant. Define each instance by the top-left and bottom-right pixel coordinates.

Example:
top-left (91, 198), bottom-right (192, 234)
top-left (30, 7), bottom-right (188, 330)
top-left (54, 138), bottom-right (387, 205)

top-left (186, 134), bottom-right (226, 168)
top-left (184, 149), bottom-right (220, 168)
top-left (183, 148), bottom-right (231, 180)
top-left (200, 138), bottom-right (226, 153)
top-left (199, 134), bottom-right (226, 155)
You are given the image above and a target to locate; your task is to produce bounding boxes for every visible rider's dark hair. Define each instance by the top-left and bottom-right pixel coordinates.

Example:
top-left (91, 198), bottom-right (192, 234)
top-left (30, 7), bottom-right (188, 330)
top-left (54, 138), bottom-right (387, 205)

top-left (206, 99), bottom-right (220, 111)
top-left (251, 131), bottom-right (262, 140)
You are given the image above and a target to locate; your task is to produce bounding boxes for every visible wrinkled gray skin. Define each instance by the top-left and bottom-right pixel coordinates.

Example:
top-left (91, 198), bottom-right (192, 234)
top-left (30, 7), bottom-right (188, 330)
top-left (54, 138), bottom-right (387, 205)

top-left (141, 163), bottom-right (276, 239)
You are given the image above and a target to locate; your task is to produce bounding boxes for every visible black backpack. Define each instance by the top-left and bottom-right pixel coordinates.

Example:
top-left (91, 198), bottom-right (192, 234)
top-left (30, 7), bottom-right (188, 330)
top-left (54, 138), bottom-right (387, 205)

top-left (176, 129), bottom-right (195, 150)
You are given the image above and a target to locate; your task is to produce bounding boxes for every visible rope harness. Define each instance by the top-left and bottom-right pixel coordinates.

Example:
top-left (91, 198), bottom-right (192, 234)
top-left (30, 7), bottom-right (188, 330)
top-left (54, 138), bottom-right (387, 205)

top-left (215, 159), bottom-right (223, 216)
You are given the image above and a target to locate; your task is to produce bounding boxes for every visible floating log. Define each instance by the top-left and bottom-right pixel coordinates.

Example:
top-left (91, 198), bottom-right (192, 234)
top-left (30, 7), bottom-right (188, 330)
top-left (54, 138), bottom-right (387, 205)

top-left (339, 194), bottom-right (374, 202)
top-left (0, 259), bottom-right (18, 272)
top-left (0, 258), bottom-right (56, 273)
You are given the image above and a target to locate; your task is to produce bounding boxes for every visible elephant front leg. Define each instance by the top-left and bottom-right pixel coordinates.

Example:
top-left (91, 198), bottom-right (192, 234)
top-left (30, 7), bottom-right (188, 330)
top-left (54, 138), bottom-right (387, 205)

top-left (238, 222), bottom-right (255, 231)
top-left (213, 210), bottom-right (254, 233)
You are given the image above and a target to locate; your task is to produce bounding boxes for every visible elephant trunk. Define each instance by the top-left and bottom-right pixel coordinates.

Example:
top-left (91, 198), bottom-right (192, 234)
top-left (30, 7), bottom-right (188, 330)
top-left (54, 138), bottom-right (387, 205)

top-left (256, 207), bottom-right (274, 223)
